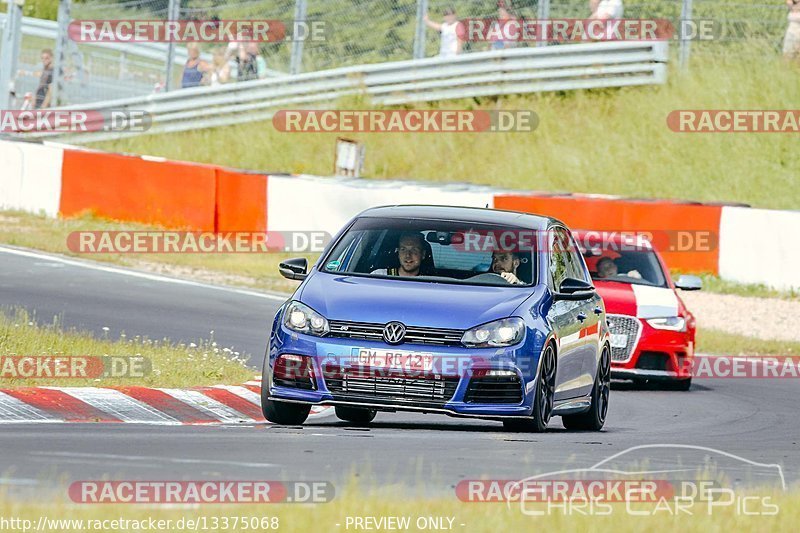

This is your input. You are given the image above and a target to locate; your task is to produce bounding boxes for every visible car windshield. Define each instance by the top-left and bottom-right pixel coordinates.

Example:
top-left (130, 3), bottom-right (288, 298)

top-left (583, 247), bottom-right (668, 288)
top-left (321, 217), bottom-right (537, 287)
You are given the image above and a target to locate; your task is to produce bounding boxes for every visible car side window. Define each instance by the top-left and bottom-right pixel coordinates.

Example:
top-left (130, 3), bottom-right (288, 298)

top-left (548, 229), bottom-right (568, 290)
top-left (561, 229), bottom-right (592, 284)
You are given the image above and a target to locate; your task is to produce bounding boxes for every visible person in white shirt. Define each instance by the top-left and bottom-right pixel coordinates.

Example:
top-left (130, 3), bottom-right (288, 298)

top-left (589, 0), bottom-right (624, 41)
top-left (784, 0), bottom-right (800, 61)
top-left (591, 0), bottom-right (624, 19)
top-left (424, 7), bottom-right (463, 58)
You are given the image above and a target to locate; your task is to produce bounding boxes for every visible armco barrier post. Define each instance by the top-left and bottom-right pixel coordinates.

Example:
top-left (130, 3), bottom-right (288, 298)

top-left (536, 0), bottom-right (550, 48)
top-left (0, 0), bottom-right (24, 110)
top-left (51, 0), bottom-right (72, 107)
top-left (679, 0), bottom-right (693, 69)
top-left (290, 0), bottom-right (308, 74)
top-left (413, 0), bottom-right (429, 59)
top-left (164, 0), bottom-right (179, 92)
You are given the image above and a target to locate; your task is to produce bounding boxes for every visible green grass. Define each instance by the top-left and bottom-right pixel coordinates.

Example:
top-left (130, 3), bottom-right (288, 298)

top-left (696, 275), bottom-right (799, 301)
top-left (92, 52), bottom-right (800, 210)
top-left (698, 329), bottom-right (800, 358)
top-left (0, 210), bottom-right (312, 294)
top-left (0, 309), bottom-right (252, 388)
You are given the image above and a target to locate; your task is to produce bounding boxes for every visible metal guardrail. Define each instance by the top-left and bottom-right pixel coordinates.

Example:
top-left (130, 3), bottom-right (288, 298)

top-left (37, 40), bottom-right (669, 143)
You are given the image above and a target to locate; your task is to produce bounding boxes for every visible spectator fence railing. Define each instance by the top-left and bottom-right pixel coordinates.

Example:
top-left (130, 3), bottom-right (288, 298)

top-left (26, 39), bottom-right (668, 143)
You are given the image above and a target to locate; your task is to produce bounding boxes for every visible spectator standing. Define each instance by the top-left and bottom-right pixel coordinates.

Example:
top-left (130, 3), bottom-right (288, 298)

top-left (246, 43), bottom-right (268, 79)
top-left (784, 0), bottom-right (800, 61)
top-left (589, 0), bottom-right (624, 41)
top-left (488, 1), bottom-right (518, 50)
top-left (181, 43), bottom-right (209, 88)
top-left (424, 7), bottom-right (463, 58)
top-left (34, 48), bottom-right (54, 109)
top-left (233, 44), bottom-right (259, 82)
top-left (209, 49), bottom-right (231, 86)
top-left (590, 0), bottom-right (624, 20)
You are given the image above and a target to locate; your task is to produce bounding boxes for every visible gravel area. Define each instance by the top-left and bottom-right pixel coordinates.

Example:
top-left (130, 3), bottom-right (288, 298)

top-left (680, 291), bottom-right (800, 342)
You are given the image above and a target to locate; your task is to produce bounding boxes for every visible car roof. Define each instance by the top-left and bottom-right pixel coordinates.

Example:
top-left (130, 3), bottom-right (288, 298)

top-left (358, 205), bottom-right (559, 230)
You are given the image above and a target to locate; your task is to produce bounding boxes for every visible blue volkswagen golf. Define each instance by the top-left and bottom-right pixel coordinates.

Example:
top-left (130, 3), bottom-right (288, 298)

top-left (261, 206), bottom-right (611, 432)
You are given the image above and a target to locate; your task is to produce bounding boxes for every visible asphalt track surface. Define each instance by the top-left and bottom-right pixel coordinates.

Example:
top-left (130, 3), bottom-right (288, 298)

top-left (0, 245), bottom-right (798, 496)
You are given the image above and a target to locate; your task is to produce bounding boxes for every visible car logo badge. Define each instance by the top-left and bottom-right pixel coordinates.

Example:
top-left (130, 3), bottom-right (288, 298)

top-left (383, 321), bottom-right (406, 345)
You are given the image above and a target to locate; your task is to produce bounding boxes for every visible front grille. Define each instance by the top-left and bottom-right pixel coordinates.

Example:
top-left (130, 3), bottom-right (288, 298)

top-left (324, 370), bottom-right (459, 408)
top-left (327, 320), bottom-right (464, 346)
top-left (465, 376), bottom-right (524, 404)
top-left (606, 314), bottom-right (641, 362)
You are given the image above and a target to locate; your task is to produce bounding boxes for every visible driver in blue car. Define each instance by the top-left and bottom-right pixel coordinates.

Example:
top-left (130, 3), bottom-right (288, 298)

top-left (491, 250), bottom-right (524, 284)
top-left (371, 232), bottom-right (429, 277)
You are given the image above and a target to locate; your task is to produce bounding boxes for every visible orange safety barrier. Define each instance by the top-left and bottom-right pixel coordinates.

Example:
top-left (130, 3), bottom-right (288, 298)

top-left (59, 150), bottom-right (217, 231)
top-left (494, 195), bottom-right (722, 274)
top-left (215, 169), bottom-right (268, 233)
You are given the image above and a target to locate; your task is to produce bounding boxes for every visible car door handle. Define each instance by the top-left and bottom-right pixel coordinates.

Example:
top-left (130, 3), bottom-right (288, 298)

top-left (594, 307), bottom-right (603, 315)
top-left (577, 313), bottom-right (587, 322)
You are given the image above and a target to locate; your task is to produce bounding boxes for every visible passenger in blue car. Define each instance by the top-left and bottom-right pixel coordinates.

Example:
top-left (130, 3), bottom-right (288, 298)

top-left (491, 250), bottom-right (524, 285)
top-left (370, 232), bottom-right (432, 277)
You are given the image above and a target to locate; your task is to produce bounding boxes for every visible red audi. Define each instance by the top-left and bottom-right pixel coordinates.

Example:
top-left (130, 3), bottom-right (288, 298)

top-left (573, 231), bottom-right (701, 390)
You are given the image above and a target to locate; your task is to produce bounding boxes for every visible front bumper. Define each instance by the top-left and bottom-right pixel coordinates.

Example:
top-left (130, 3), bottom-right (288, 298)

top-left (266, 324), bottom-right (548, 418)
top-left (610, 318), bottom-right (694, 381)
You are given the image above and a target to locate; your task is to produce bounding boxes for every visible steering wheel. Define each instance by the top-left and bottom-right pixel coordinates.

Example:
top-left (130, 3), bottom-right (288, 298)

top-left (468, 272), bottom-right (513, 284)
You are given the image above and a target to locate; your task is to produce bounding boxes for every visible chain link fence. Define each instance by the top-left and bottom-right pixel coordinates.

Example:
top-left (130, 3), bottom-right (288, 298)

top-left (0, 0), bottom-right (795, 107)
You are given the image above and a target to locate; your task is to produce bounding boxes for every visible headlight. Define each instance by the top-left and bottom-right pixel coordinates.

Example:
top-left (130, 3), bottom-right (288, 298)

top-left (646, 316), bottom-right (686, 332)
top-left (284, 301), bottom-right (329, 336)
top-left (462, 318), bottom-right (525, 348)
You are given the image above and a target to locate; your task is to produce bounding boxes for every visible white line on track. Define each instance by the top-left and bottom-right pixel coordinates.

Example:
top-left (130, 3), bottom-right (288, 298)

top-left (0, 245), bottom-right (287, 301)
top-left (30, 451), bottom-right (278, 469)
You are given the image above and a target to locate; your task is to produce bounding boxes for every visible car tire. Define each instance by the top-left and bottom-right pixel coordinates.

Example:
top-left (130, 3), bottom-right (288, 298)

top-left (562, 345), bottom-right (611, 431)
top-left (262, 398), bottom-right (311, 425)
top-left (260, 353), bottom-right (311, 425)
top-left (503, 343), bottom-right (556, 433)
top-left (335, 406), bottom-right (377, 425)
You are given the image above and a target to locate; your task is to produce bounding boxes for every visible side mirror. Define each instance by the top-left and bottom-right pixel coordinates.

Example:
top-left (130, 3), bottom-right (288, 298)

top-left (675, 274), bottom-right (702, 291)
top-left (279, 257), bottom-right (308, 281)
top-left (554, 277), bottom-right (596, 301)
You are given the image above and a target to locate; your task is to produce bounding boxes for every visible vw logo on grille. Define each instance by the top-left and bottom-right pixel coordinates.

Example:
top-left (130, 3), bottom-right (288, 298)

top-left (383, 321), bottom-right (406, 345)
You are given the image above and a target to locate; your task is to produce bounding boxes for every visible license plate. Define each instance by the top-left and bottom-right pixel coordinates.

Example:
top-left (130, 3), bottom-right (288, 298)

top-left (352, 348), bottom-right (434, 372)
top-left (610, 334), bottom-right (628, 348)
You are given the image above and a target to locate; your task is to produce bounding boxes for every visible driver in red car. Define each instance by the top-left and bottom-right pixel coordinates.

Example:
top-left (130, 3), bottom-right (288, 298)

top-left (595, 255), bottom-right (642, 280)
top-left (491, 250), bottom-right (524, 284)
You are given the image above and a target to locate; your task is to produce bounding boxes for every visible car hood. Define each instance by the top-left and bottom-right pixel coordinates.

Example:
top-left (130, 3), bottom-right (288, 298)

top-left (594, 281), bottom-right (680, 319)
top-left (298, 272), bottom-right (535, 330)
